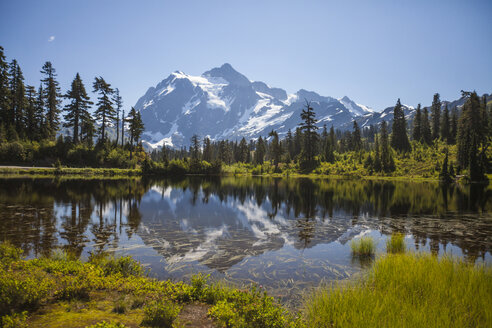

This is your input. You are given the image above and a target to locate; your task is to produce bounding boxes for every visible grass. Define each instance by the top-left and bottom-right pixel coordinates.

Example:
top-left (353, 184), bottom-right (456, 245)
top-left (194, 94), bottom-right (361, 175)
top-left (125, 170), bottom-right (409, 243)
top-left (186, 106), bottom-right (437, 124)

top-left (304, 252), bottom-right (492, 328)
top-left (350, 236), bottom-right (376, 257)
top-left (386, 232), bottom-right (406, 253)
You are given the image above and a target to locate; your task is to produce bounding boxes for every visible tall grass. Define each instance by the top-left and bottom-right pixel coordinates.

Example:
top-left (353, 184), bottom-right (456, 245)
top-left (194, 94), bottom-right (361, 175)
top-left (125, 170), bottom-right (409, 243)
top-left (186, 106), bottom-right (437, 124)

top-left (386, 232), bottom-right (406, 253)
top-left (350, 236), bottom-right (376, 257)
top-left (304, 253), bottom-right (492, 328)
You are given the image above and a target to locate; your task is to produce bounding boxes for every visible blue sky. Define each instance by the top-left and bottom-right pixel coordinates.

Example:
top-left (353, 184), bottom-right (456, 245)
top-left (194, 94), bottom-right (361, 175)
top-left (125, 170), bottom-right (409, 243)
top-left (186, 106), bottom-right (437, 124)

top-left (0, 0), bottom-right (491, 111)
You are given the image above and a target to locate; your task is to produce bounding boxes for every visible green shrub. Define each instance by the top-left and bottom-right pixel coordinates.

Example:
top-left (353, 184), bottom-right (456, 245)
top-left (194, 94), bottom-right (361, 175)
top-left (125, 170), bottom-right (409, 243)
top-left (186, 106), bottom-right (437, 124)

top-left (209, 285), bottom-right (300, 328)
top-left (89, 255), bottom-right (144, 277)
top-left (386, 232), bottom-right (406, 253)
top-left (0, 311), bottom-right (28, 328)
top-left (141, 300), bottom-right (181, 328)
top-left (350, 236), bottom-right (376, 257)
top-left (0, 242), bottom-right (22, 265)
top-left (0, 266), bottom-right (53, 316)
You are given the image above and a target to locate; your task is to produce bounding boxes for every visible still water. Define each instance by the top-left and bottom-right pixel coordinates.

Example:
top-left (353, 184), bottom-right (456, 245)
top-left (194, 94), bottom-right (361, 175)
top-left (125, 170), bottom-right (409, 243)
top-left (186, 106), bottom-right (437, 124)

top-left (1, 177), bottom-right (491, 305)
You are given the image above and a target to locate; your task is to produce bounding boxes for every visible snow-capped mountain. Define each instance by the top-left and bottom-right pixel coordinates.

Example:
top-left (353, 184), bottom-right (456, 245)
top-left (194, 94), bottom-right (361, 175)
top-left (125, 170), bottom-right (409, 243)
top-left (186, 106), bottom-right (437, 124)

top-left (338, 96), bottom-right (374, 117)
top-left (135, 64), bottom-right (373, 148)
top-left (135, 63), bottom-right (490, 148)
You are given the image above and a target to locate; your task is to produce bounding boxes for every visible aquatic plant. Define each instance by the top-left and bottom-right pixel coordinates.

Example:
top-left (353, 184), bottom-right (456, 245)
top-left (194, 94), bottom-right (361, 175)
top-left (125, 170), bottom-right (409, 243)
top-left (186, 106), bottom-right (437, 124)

top-left (350, 236), bottom-right (376, 257)
top-left (386, 232), bottom-right (406, 253)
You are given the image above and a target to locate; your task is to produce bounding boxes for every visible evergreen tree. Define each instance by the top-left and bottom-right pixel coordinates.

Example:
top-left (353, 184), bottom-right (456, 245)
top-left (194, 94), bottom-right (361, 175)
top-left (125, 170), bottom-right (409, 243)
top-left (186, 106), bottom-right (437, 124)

top-left (439, 149), bottom-right (452, 183)
top-left (0, 46), bottom-right (10, 130)
top-left (80, 110), bottom-right (96, 147)
top-left (421, 107), bottom-right (432, 145)
top-left (299, 101), bottom-right (319, 170)
top-left (390, 99), bottom-right (411, 152)
top-left (329, 125), bottom-right (336, 154)
top-left (40, 61), bottom-right (61, 139)
top-left (126, 107), bottom-right (144, 159)
top-left (380, 121), bottom-right (395, 172)
top-left (63, 73), bottom-right (92, 143)
top-left (93, 76), bottom-right (115, 143)
top-left (441, 104), bottom-right (450, 143)
top-left (202, 137), bottom-right (213, 162)
top-left (412, 104), bottom-right (422, 142)
top-left (351, 120), bottom-right (362, 152)
top-left (268, 130), bottom-right (282, 170)
top-left (286, 129), bottom-right (295, 160)
top-left (35, 85), bottom-right (48, 140)
top-left (373, 133), bottom-right (381, 172)
top-left (113, 88), bottom-right (122, 145)
top-left (321, 124), bottom-right (332, 162)
top-left (293, 127), bottom-right (303, 159)
top-left (255, 136), bottom-right (266, 164)
top-left (121, 109), bottom-right (125, 146)
top-left (218, 140), bottom-right (232, 164)
top-left (238, 137), bottom-right (249, 163)
top-left (25, 85), bottom-right (37, 140)
top-left (449, 108), bottom-right (458, 145)
top-left (457, 91), bottom-right (487, 181)
top-left (11, 62), bottom-right (26, 138)
top-left (431, 93), bottom-right (441, 140)
top-left (190, 134), bottom-right (201, 161)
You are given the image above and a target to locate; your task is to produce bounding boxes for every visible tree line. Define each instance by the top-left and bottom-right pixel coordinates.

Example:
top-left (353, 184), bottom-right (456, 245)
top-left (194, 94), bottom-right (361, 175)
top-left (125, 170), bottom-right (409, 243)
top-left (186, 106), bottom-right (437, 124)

top-left (0, 45), bottom-right (145, 166)
top-left (151, 93), bottom-right (491, 181)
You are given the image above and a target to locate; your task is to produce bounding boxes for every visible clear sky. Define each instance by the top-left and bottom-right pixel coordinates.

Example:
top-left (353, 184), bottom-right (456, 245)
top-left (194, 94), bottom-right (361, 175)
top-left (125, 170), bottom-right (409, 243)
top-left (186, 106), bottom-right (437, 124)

top-left (0, 0), bottom-right (491, 111)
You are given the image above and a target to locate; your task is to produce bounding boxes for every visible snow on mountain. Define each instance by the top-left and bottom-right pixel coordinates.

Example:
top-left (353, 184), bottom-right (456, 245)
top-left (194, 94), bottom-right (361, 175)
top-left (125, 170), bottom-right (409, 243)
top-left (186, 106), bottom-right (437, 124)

top-left (338, 96), bottom-right (374, 116)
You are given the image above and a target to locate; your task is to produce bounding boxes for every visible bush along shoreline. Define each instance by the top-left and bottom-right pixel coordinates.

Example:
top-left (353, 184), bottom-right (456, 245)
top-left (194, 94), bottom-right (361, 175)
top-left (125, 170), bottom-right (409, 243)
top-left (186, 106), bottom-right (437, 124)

top-left (1, 242), bottom-right (491, 327)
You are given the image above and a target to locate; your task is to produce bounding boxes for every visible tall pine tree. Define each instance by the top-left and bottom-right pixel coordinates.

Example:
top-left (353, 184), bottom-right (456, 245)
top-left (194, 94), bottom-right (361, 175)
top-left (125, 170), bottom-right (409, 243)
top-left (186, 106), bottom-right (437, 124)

top-left (63, 73), bottom-right (93, 143)
top-left (412, 104), bottom-right (422, 142)
top-left (113, 88), bottom-right (122, 145)
top-left (431, 93), bottom-right (441, 140)
top-left (457, 91), bottom-right (487, 181)
top-left (441, 104), bottom-right (450, 143)
top-left (93, 77), bottom-right (115, 144)
top-left (421, 107), bottom-right (432, 145)
top-left (390, 99), bottom-right (411, 152)
top-left (40, 62), bottom-right (61, 139)
top-left (0, 46), bottom-right (10, 133)
top-left (299, 101), bottom-right (319, 169)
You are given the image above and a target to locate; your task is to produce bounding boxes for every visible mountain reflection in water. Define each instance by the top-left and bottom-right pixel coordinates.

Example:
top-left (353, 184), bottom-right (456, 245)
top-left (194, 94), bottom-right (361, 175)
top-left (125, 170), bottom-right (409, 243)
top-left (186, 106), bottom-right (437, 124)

top-left (1, 177), bottom-right (491, 305)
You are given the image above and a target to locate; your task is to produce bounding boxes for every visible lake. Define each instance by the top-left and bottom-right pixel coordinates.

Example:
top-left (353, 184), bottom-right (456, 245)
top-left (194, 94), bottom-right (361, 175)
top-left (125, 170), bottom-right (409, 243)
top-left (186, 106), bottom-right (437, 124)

top-left (1, 176), bottom-right (491, 306)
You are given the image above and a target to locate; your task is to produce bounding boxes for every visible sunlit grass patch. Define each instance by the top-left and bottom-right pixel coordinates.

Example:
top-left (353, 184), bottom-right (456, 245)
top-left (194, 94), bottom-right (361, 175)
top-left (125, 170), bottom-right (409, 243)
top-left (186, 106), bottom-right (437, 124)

top-left (386, 232), bottom-right (406, 253)
top-left (304, 253), bottom-right (492, 328)
top-left (350, 236), bottom-right (376, 257)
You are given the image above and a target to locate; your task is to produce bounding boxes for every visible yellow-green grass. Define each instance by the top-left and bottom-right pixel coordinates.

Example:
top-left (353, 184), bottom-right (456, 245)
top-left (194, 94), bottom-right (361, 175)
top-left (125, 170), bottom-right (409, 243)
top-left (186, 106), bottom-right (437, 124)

top-left (350, 236), bottom-right (376, 257)
top-left (304, 253), bottom-right (492, 328)
top-left (386, 232), bottom-right (406, 253)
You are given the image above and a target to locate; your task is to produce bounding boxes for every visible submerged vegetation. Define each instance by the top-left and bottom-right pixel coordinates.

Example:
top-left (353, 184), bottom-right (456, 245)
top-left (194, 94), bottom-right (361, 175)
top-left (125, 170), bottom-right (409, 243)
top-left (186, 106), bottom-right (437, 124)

top-left (386, 233), bottom-right (407, 254)
top-left (1, 242), bottom-right (491, 327)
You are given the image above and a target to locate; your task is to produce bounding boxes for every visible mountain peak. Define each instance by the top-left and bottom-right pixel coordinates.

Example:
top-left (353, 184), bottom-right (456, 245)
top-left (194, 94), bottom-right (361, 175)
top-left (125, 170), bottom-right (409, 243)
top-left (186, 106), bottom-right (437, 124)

top-left (202, 63), bottom-right (251, 86)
